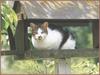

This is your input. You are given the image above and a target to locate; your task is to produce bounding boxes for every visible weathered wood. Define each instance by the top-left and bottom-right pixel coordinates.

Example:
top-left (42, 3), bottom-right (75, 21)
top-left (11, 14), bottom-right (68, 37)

top-left (20, 1), bottom-right (99, 19)
top-left (23, 14), bottom-right (30, 52)
top-left (13, 1), bottom-right (29, 59)
top-left (92, 21), bottom-right (99, 48)
top-left (55, 59), bottom-right (71, 74)
top-left (13, 1), bottom-right (21, 13)
top-left (15, 20), bottom-right (25, 59)
top-left (7, 27), bottom-right (16, 50)
top-left (1, 49), bottom-right (98, 58)
top-left (13, 1), bottom-right (22, 19)
top-left (21, 19), bottom-right (99, 27)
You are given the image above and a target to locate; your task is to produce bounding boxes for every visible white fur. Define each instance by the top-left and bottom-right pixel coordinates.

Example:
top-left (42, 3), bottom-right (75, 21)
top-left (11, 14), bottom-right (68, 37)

top-left (32, 28), bottom-right (63, 49)
top-left (32, 28), bottom-right (76, 50)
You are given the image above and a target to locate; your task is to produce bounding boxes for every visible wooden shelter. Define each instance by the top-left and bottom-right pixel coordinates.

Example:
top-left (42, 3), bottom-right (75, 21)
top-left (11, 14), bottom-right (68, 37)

top-left (1, 0), bottom-right (99, 74)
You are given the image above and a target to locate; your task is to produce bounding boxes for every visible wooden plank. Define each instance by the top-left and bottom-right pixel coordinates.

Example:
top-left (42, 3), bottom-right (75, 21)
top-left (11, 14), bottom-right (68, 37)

top-left (1, 49), bottom-right (98, 58)
top-left (20, 1), bottom-right (99, 19)
top-left (92, 21), bottom-right (99, 48)
top-left (19, 19), bottom-right (99, 27)
top-left (15, 20), bottom-right (25, 59)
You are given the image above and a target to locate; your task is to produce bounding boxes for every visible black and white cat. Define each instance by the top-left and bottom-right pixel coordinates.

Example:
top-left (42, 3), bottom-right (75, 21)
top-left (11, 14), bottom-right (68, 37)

top-left (30, 22), bottom-right (76, 50)
top-left (30, 22), bottom-right (76, 74)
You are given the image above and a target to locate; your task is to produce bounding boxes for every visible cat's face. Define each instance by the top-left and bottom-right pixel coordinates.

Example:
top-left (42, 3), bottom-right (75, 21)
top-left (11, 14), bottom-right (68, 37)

top-left (30, 22), bottom-right (48, 41)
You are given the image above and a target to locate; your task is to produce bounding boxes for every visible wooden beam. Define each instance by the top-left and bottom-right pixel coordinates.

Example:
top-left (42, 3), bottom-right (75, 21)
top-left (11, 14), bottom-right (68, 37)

top-left (1, 49), bottom-right (98, 58)
top-left (22, 19), bottom-right (99, 27)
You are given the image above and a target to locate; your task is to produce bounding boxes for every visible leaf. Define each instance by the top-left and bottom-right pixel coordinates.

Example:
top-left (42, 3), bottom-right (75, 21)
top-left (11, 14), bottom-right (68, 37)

top-left (2, 17), bottom-right (9, 30)
top-left (1, 3), bottom-right (18, 35)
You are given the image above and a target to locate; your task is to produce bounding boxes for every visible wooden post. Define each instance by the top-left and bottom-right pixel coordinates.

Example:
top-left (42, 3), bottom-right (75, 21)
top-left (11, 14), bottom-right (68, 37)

top-left (55, 58), bottom-right (71, 74)
top-left (15, 19), bottom-right (25, 59)
top-left (13, 1), bottom-right (29, 59)
top-left (92, 20), bottom-right (99, 48)
top-left (7, 27), bottom-right (16, 50)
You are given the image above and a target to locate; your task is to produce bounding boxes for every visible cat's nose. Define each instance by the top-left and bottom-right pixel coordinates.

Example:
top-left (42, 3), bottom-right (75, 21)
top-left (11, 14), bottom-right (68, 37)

top-left (38, 36), bottom-right (42, 40)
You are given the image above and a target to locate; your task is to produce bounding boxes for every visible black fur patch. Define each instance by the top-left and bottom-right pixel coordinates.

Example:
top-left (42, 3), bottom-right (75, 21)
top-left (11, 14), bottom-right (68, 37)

top-left (48, 24), bottom-right (70, 49)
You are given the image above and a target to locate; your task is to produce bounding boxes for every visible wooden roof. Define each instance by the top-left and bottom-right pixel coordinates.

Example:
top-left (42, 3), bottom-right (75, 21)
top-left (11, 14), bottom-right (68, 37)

top-left (7, 0), bottom-right (99, 19)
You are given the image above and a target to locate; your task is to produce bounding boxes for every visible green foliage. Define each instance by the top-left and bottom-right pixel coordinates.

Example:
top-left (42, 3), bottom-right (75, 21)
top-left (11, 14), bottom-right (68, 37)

top-left (71, 58), bottom-right (99, 74)
top-left (1, 3), bottom-right (18, 35)
top-left (3, 59), bottom-right (55, 74)
top-left (66, 25), bottom-right (93, 48)
top-left (1, 34), bottom-right (10, 50)
top-left (1, 2), bottom-right (18, 50)
top-left (11, 60), bottom-right (46, 74)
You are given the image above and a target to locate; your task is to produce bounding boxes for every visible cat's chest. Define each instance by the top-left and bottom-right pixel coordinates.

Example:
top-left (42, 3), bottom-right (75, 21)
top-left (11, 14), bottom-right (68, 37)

top-left (34, 39), bottom-right (56, 49)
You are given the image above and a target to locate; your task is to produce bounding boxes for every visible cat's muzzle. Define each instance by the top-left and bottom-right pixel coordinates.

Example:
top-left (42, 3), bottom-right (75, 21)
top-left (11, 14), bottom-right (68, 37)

top-left (38, 36), bottom-right (42, 40)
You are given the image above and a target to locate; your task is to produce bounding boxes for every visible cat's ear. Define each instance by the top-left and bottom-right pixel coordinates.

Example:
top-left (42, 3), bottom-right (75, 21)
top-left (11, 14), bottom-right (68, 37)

top-left (30, 23), bottom-right (36, 29)
top-left (42, 22), bottom-right (48, 29)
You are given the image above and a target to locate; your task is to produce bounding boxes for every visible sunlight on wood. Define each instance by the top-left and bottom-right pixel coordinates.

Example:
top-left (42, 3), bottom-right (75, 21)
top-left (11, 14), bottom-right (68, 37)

top-left (32, 13), bottom-right (38, 17)
top-left (86, 13), bottom-right (96, 18)
top-left (21, 1), bottom-right (35, 7)
top-left (15, 0), bottom-right (99, 19)
top-left (86, 0), bottom-right (99, 7)
top-left (77, 1), bottom-right (84, 9)
top-left (37, 1), bottom-right (75, 9)
top-left (90, 11), bottom-right (97, 16)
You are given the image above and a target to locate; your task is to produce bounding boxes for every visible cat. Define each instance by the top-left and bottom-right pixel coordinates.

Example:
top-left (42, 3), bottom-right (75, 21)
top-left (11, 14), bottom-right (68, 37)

top-left (30, 22), bottom-right (76, 74)
top-left (30, 22), bottom-right (76, 50)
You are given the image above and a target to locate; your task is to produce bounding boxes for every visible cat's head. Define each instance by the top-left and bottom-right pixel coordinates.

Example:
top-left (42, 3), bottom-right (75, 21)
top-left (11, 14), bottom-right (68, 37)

top-left (30, 22), bottom-right (48, 41)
